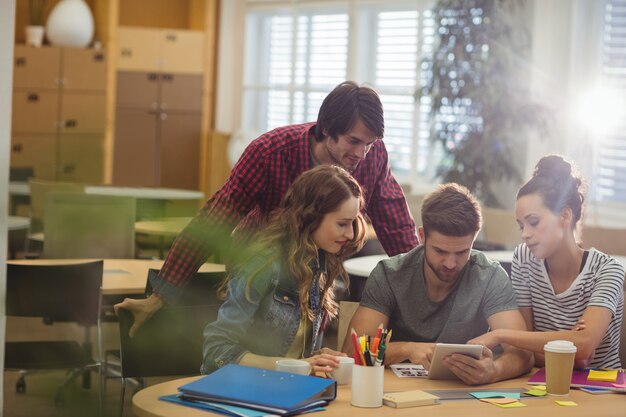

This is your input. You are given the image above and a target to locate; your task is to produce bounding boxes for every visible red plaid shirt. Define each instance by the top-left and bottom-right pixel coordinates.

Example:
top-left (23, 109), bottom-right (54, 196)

top-left (151, 122), bottom-right (418, 303)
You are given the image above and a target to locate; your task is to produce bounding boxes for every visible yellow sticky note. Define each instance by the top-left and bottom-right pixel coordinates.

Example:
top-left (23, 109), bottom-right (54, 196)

top-left (480, 398), bottom-right (518, 405)
top-left (555, 400), bottom-right (578, 407)
top-left (531, 385), bottom-right (547, 391)
top-left (495, 401), bottom-right (527, 408)
top-left (525, 389), bottom-right (547, 397)
top-left (587, 369), bottom-right (618, 382)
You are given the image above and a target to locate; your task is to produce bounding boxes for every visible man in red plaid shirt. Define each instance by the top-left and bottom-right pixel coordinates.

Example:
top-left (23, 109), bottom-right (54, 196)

top-left (116, 81), bottom-right (419, 336)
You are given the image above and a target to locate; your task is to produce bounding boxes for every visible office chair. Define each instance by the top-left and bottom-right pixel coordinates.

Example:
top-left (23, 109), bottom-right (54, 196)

top-left (115, 305), bottom-right (220, 417)
top-left (43, 192), bottom-right (136, 259)
top-left (5, 261), bottom-right (104, 410)
top-left (28, 178), bottom-right (85, 234)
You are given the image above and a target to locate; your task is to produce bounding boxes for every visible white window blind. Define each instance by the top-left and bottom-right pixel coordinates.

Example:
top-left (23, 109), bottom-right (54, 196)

top-left (595, 0), bottom-right (626, 202)
top-left (243, 8), bottom-right (348, 133)
top-left (242, 1), bottom-right (435, 180)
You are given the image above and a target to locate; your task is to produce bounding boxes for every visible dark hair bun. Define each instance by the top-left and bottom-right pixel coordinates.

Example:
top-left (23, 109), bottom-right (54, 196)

top-left (534, 154), bottom-right (572, 180)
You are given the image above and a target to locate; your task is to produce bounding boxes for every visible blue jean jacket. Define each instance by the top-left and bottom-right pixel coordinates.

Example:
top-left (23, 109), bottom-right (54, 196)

top-left (201, 250), bottom-right (328, 374)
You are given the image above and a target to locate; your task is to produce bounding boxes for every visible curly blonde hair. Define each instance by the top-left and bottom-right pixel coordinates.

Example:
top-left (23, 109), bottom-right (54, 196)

top-left (221, 165), bottom-right (367, 320)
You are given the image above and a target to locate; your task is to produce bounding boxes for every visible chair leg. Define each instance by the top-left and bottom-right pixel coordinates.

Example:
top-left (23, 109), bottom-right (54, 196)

top-left (119, 378), bottom-right (126, 417)
top-left (16, 371), bottom-right (27, 393)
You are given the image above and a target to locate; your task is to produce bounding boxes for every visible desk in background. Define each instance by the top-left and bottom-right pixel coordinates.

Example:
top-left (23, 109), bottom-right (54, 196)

top-left (6, 258), bottom-right (225, 296)
top-left (135, 217), bottom-right (192, 259)
top-left (8, 182), bottom-right (205, 218)
top-left (132, 369), bottom-right (625, 417)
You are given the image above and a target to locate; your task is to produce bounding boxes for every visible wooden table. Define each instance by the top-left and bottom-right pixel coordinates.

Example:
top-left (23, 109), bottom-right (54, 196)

top-left (6, 258), bottom-right (225, 296)
top-left (132, 369), bottom-right (626, 417)
top-left (135, 217), bottom-right (192, 259)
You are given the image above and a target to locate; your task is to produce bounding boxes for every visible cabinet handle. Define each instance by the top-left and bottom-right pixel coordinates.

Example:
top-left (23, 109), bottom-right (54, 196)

top-left (15, 57), bottom-right (26, 67)
top-left (93, 53), bottom-right (104, 62)
top-left (65, 119), bottom-right (77, 128)
top-left (63, 165), bottom-right (76, 174)
top-left (148, 73), bottom-right (158, 81)
top-left (165, 33), bottom-right (177, 42)
top-left (161, 73), bottom-right (174, 82)
top-left (12, 144), bottom-right (23, 153)
top-left (121, 48), bottom-right (132, 57)
top-left (160, 112), bottom-right (168, 121)
top-left (27, 93), bottom-right (39, 102)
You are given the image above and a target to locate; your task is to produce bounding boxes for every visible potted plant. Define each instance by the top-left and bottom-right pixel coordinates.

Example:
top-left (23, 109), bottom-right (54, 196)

top-left (26, 0), bottom-right (47, 47)
top-left (421, 0), bottom-right (552, 208)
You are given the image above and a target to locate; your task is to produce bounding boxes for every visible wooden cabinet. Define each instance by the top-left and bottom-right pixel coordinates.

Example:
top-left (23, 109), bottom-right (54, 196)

top-left (117, 27), bottom-right (204, 74)
top-left (113, 70), bottom-right (201, 189)
top-left (10, 45), bottom-right (107, 183)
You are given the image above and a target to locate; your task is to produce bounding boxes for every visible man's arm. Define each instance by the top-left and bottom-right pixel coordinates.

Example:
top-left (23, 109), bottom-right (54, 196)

top-left (115, 139), bottom-right (269, 335)
top-left (366, 143), bottom-right (418, 256)
top-left (341, 306), bottom-right (435, 368)
top-left (446, 310), bottom-right (534, 385)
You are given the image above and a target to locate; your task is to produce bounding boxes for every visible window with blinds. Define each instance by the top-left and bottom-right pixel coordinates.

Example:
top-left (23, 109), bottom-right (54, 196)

top-left (595, 0), bottom-right (626, 202)
top-left (242, 1), bottom-right (435, 180)
top-left (243, 8), bottom-right (349, 133)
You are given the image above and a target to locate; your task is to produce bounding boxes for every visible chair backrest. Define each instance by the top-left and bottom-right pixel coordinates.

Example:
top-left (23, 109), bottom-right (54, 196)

top-left (337, 301), bottom-right (360, 351)
top-left (43, 192), bottom-right (136, 259)
top-left (6, 261), bottom-right (103, 326)
top-left (482, 206), bottom-right (521, 249)
top-left (29, 178), bottom-right (85, 233)
top-left (146, 269), bottom-right (225, 306)
top-left (118, 305), bottom-right (219, 378)
top-left (10, 166), bottom-right (34, 181)
top-left (580, 225), bottom-right (626, 256)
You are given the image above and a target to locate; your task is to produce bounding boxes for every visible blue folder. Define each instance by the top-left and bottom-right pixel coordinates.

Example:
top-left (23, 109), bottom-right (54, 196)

top-left (176, 364), bottom-right (336, 416)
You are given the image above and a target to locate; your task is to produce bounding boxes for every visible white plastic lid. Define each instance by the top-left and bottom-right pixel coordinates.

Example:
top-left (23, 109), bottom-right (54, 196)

top-left (544, 340), bottom-right (577, 354)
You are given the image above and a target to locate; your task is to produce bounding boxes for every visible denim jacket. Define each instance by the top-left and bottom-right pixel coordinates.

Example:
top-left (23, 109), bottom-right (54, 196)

top-left (201, 250), bottom-right (328, 374)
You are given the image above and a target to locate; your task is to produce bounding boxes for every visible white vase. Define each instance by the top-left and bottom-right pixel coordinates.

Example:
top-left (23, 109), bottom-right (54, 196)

top-left (25, 25), bottom-right (45, 47)
top-left (46, 0), bottom-right (94, 48)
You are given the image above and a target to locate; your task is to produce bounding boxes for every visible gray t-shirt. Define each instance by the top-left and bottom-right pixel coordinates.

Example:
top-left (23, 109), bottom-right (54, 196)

top-left (360, 245), bottom-right (518, 344)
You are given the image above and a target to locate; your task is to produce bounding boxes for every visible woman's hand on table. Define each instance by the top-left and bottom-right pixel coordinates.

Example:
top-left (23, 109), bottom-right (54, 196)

top-left (306, 347), bottom-right (346, 374)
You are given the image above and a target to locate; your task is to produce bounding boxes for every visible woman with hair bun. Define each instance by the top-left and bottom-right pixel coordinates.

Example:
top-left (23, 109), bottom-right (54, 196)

top-left (471, 155), bottom-right (624, 368)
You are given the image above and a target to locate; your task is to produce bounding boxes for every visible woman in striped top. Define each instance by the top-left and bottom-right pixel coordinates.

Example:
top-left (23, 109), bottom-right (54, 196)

top-left (471, 155), bottom-right (624, 368)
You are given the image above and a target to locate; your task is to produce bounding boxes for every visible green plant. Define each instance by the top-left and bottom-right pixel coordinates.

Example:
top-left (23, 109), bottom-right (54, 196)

top-left (28, 0), bottom-right (47, 26)
top-left (421, 0), bottom-right (551, 208)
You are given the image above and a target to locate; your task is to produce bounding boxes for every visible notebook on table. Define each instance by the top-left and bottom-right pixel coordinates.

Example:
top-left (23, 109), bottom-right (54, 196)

top-left (168, 364), bottom-right (336, 416)
top-left (528, 368), bottom-right (626, 391)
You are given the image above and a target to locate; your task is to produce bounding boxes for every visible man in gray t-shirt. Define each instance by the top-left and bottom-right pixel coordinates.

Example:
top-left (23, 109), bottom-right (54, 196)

top-left (342, 184), bottom-right (533, 385)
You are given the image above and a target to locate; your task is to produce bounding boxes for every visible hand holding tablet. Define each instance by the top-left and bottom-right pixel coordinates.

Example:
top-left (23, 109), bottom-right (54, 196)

top-left (428, 343), bottom-right (484, 380)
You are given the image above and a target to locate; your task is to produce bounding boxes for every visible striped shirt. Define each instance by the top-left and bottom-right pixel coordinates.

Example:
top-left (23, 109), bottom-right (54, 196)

top-left (150, 122), bottom-right (418, 303)
top-left (511, 244), bottom-right (624, 368)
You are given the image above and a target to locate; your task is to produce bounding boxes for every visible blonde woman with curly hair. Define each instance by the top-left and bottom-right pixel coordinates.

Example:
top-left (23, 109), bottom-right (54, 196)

top-left (202, 165), bottom-right (367, 374)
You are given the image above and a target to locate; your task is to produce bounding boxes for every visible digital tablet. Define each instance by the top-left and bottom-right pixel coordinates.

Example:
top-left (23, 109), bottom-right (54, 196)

top-left (428, 343), bottom-right (484, 380)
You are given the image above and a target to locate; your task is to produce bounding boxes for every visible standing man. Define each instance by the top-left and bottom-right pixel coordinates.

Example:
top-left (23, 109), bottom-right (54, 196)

top-left (343, 184), bottom-right (533, 385)
top-left (116, 81), bottom-right (419, 336)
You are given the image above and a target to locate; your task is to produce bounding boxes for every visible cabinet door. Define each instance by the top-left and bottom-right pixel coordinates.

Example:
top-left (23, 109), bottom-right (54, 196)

top-left (13, 45), bottom-right (61, 90)
top-left (161, 30), bottom-right (204, 74)
top-left (12, 90), bottom-right (59, 133)
top-left (60, 93), bottom-right (106, 134)
top-left (10, 134), bottom-right (57, 180)
top-left (160, 73), bottom-right (202, 112)
top-left (116, 71), bottom-right (159, 110)
top-left (117, 27), bottom-right (160, 72)
top-left (58, 134), bottom-right (104, 183)
top-left (113, 108), bottom-right (159, 187)
top-left (159, 112), bottom-right (201, 189)
top-left (62, 48), bottom-right (107, 92)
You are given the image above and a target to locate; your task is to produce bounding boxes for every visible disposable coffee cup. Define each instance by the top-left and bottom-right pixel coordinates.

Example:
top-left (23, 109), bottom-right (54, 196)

top-left (329, 356), bottom-right (355, 385)
top-left (275, 359), bottom-right (311, 375)
top-left (544, 340), bottom-right (577, 396)
top-left (351, 364), bottom-right (384, 407)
